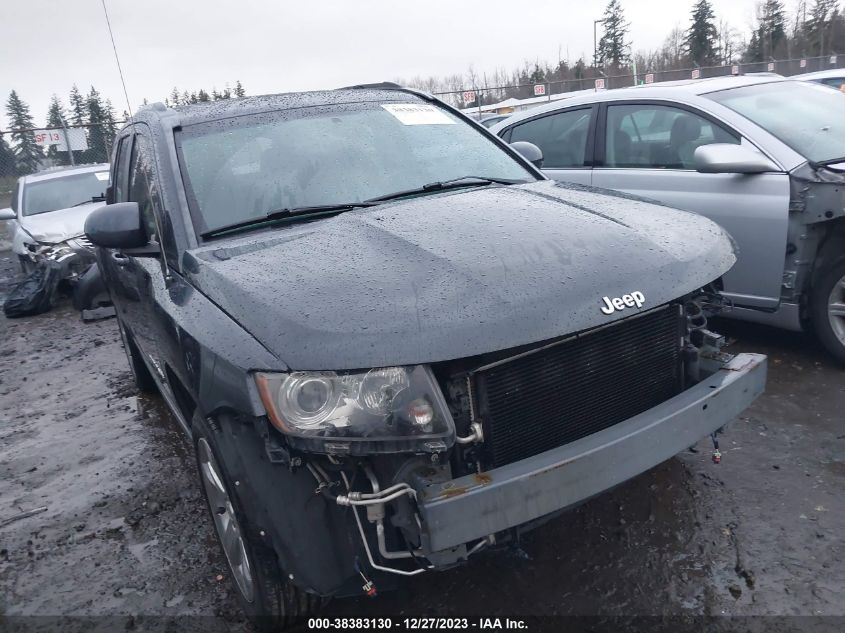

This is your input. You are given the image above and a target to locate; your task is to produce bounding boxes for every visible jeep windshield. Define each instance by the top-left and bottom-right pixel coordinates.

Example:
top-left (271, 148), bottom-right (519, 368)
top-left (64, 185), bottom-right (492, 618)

top-left (175, 100), bottom-right (536, 237)
top-left (706, 81), bottom-right (845, 164)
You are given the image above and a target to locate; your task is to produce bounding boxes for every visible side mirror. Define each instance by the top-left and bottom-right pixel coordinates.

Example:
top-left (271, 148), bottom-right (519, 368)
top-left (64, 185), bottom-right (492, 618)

top-left (510, 141), bottom-right (544, 169)
top-left (84, 202), bottom-right (148, 249)
top-left (0, 207), bottom-right (14, 221)
top-left (694, 143), bottom-right (776, 174)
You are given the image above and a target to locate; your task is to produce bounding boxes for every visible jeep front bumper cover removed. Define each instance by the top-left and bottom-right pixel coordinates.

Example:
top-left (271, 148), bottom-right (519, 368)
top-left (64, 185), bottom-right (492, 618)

top-left (415, 353), bottom-right (766, 553)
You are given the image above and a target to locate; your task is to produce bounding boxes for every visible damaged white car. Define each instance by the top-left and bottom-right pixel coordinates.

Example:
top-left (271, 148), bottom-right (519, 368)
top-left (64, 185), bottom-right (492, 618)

top-left (1, 164), bottom-right (110, 279)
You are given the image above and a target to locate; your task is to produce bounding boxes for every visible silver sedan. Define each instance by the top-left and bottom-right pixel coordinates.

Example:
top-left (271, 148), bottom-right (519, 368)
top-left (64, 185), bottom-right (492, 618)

top-left (490, 76), bottom-right (845, 362)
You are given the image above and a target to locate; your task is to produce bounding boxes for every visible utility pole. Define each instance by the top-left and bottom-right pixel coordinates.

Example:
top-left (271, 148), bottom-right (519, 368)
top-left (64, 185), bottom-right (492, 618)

top-left (59, 116), bottom-right (75, 166)
top-left (594, 18), bottom-right (607, 71)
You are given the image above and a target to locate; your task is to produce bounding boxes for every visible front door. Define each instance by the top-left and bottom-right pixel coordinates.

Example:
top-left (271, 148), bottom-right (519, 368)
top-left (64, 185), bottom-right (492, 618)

top-left (590, 101), bottom-right (790, 310)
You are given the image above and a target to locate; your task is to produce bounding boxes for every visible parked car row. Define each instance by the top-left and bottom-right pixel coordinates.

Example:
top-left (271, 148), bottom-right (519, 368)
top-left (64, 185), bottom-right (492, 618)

top-left (490, 75), bottom-right (845, 361)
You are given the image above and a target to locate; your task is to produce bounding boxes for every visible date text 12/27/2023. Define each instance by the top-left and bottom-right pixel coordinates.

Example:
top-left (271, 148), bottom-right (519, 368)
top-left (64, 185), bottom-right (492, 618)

top-left (307, 618), bottom-right (529, 630)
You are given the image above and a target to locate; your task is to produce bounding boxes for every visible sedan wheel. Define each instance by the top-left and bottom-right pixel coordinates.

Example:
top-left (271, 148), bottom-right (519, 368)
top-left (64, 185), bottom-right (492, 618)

top-left (811, 259), bottom-right (845, 365)
top-left (197, 437), bottom-right (255, 603)
top-left (827, 272), bottom-right (845, 346)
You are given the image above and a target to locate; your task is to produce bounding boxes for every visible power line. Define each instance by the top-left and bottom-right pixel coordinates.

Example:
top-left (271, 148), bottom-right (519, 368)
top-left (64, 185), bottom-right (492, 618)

top-left (100, 0), bottom-right (133, 119)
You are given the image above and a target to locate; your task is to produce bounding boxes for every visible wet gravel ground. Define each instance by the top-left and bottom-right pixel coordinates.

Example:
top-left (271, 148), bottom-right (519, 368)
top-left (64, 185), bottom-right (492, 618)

top-left (0, 246), bottom-right (842, 632)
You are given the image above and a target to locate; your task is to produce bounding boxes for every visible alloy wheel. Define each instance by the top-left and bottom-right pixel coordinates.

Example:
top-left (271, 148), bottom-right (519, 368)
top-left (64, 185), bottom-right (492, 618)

top-left (197, 437), bottom-right (255, 602)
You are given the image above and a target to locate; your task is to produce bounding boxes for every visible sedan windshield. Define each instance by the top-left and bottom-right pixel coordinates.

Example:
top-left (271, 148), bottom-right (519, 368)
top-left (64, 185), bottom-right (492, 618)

top-left (22, 171), bottom-right (109, 217)
top-left (706, 81), bottom-right (845, 164)
top-left (176, 100), bottom-right (535, 234)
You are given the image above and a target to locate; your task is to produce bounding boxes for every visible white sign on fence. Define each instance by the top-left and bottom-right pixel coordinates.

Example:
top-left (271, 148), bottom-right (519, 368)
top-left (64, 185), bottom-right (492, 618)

top-left (462, 91), bottom-right (476, 105)
top-left (33, 128), bottom-right (88, 152)
top-left (691, 68), bottom-right (701, 79)
top-left (645, 73), bottom-right (654, 84)
top-left (594, 78), bottom-right (606, 90)
top-left (831, 55), bottom-right (838, 65)
top-left (533, 84), bottom-right (546, 96)
top-left (731, 65), bottom-right (740, 75)
top-left (767, 62), bottom-right (775, 71)
top-left (800, 59), bottom-right (807, 68)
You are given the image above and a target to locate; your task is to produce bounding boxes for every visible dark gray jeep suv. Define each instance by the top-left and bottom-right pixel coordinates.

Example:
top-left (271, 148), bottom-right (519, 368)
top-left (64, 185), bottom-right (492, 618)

top-left (85, 85), bottom-right (766, 628)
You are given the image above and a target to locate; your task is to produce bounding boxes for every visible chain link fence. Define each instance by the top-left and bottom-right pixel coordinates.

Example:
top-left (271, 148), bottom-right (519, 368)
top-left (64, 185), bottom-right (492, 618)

top-left (0, 121), bottom-right (123, 209)
top-left (435, 53), bottom-right (845, 110)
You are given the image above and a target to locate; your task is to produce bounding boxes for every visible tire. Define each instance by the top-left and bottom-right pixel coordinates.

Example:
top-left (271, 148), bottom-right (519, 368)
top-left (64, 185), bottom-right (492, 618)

top-left (18, 255), bottom-right (33, 275)
top-left (192, 414), bottom-right (324, 630)
top-left (116, 317), bottom-right (157, 393)
top-left (810, 258), bottom-right (845, 365)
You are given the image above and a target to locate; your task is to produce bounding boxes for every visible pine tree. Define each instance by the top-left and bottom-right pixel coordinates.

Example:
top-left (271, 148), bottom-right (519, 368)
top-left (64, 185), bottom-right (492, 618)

top-left (170, 87), bottom-right (181, 106)
top-left (103, 99), bottom-right (118, 152)
top-left (69, 84), bottom-right (87, 126)
top-left (687, 0), bottom-right (720, 65)
top-left (745, 0), bottom-right (787, 61)
top-left (597, 0), bottom-right (631, 68)
top-left (0, 134), bottom-right (16, 177)
top-left (211, 87), bottom-right (221, 100)
top-left (197, 89), bottom-right (210, 102)
top-left (46, 95), bottom-right (71, 166)
top-left (805, 0), bottom-right (839, 55)
top-left (5, 91), bottom-right (42, 174)
top-left (181, 90), bottom-right (190, 106)
top-left (221, 85), bottom-right (232, 99)
top-left (85, 86), bottom-right (109, 164)
top-left (234, 80), bottom-right (246, 98)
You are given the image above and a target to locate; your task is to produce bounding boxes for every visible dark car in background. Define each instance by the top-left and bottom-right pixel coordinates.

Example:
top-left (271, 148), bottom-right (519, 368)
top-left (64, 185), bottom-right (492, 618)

top-left (85, 86), bottom-right (766, 628)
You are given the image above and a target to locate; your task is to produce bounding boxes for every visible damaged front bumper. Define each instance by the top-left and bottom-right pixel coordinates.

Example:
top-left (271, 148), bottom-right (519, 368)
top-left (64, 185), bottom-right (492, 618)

top-left (414, 352), bottom-right (766, 555)
top-left (23, 237), bottom-right (96, 280)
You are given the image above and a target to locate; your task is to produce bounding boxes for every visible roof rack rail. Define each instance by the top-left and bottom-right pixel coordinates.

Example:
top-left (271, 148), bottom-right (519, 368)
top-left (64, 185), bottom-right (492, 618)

top-left (340, 81), bottom-right (404, 90)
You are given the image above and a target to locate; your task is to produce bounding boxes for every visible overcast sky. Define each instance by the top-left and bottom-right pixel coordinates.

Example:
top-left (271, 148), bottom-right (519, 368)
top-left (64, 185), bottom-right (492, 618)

top-left (2, 0), bottom-right (764, 130)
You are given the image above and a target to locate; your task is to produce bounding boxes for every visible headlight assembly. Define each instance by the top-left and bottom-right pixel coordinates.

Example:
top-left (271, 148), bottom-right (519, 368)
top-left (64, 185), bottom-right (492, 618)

top-left (255, 366), bottom-right (455, 455)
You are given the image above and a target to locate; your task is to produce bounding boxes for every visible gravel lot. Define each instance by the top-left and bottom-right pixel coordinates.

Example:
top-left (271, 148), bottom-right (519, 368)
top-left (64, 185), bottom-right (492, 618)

top-left (0, 246), bottom-right (843, 632)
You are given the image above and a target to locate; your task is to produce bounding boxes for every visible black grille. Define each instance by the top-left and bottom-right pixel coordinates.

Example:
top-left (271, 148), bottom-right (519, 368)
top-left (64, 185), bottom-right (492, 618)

top-left (475, 305), bottom-right (684, 468)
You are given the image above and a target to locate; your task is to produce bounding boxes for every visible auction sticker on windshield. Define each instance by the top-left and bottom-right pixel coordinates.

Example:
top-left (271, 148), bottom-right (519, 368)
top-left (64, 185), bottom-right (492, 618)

top-left (381, 103), bottom-right (455, 125)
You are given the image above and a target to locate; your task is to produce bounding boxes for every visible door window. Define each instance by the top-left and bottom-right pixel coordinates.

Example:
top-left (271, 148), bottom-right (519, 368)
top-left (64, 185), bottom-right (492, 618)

top-left (604, 104), bottom-right (739, 169)
top-left (509, 108), bottom-right (592, 168)
top-left (127, 135), bottom-right (159, 242)
top-left (113, 135), bottom-right (133, 203)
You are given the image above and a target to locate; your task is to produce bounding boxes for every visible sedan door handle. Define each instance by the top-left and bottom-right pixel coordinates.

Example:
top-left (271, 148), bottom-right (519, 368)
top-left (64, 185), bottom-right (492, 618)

top-left (111, 251), bottom-right (130, 266)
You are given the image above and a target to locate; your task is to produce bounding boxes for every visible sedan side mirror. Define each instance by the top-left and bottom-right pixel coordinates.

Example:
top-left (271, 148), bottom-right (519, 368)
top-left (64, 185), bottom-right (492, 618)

top-left (510, 141), bottom-right (544, 169)
top-left (694, 143), bottom-right (776, 174)
top-left (85, 202), bottom-right (148, 249)
top-left (0, 207), bottom-right (14, 221)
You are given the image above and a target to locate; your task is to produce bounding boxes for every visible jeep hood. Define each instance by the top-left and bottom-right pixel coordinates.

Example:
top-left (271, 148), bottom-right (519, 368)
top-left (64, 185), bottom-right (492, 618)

top-left (20, 203), bottom-right (100, 244)
top-left (186, 181), bottom-right (735, 370)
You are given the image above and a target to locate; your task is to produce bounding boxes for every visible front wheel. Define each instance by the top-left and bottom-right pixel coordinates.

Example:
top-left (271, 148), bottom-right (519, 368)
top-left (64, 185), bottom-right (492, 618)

top-left (810, 258), bottom-right (845, 365)
top-left (192, 414), bottom-right (324, 630)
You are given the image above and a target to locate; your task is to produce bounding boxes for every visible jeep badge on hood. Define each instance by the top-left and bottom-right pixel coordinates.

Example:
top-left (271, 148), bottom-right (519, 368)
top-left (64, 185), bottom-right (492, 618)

top-left (600, 291), bottom-right (646, 315)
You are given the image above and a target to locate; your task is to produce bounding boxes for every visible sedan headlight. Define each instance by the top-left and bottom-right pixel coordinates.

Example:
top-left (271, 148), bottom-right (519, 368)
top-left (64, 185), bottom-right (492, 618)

top-left (255, 365), bottom-right (455, 455)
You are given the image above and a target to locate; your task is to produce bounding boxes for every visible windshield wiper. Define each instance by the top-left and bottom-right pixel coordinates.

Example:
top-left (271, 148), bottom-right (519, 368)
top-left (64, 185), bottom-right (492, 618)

top-left (809, 157), bottom-right (845, 171)
top-left (364, 176), bottom-right (526, 204)
top-left (70, 195), bottom-right (106, 207)
top-left (200, 202), bottom-right (378, 238)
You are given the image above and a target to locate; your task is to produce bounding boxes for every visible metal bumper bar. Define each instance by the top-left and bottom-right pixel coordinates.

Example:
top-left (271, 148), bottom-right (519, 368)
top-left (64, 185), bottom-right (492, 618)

top-left (418, 353), bottom-right (767, 552)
